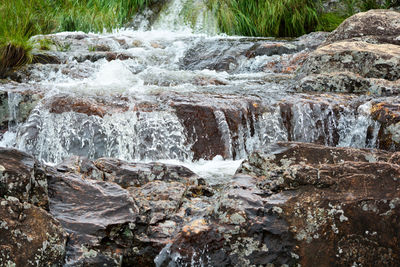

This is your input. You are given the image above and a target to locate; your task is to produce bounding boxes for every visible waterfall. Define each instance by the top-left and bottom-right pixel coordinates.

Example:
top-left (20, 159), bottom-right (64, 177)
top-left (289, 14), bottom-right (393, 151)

top-left (0, 0), bottom-right (383, 181)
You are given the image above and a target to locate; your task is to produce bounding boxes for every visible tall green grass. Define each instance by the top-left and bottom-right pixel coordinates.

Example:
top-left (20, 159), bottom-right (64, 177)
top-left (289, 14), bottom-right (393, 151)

top-left (205, 0), bottom-right (319, 37)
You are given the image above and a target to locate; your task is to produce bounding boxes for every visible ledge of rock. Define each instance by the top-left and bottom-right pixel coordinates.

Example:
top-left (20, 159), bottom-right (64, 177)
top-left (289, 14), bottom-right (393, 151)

top-left (48, 156), bottom-right (213, 266)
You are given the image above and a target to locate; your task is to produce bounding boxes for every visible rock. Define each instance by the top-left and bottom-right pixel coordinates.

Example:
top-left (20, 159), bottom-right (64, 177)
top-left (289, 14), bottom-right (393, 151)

top-left (0, 148), bottom-right (49, 209)
top-left (297, 10), bottom-right (400, 96)
top-left (323, 9), bottom-right (400, 46)
top-left (0, 85), bottom-right (41, 139)
top-left (301, 41), bottom-right (400, 81)
top-left (297, 71), bottom-right (400, 95)
top-left (246, 42), bottom-right (300, 58)
top-left (47, 167), bottom-right (138, 266)
top-left (159, 142), bottom-right (400, 266)
top-left (171, 93), bottom-right (262, 160)
top-left (90, 157), bottom-right (201, 187)
top-left (49, 156), bottom-right (213, 266)
top-left (235, 142), bottom-right (400, 265)
top-left (0, 196), bottom-right (67, 267)
top-left (44, 94), bottom-right (129, 117)
top-left (32, 51), bottom-right (63, 64)
top-left (370, 99), bottom-right (400, 150)
top-left (181, 39), bottom-right (255, 72)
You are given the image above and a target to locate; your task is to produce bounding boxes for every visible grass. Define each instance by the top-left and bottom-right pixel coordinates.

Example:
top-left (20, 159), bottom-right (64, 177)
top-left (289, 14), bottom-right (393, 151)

top-left (205, 0), bottom-right (319, 37)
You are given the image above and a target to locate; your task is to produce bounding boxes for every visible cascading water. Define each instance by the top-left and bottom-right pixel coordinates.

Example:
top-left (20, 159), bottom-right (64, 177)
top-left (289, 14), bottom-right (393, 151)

top-left (0, 0), bottom-right (383, 184)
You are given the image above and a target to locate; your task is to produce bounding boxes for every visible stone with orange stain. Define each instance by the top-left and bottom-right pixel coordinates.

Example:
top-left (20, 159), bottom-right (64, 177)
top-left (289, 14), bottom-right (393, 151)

top-left (182, 219), bottom-right (209, 237)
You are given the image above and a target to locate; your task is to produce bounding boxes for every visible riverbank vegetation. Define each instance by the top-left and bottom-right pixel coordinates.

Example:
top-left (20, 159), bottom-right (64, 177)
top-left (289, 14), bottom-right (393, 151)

top-left (0, 0), bottom-right (399, 77)
top-left (0, 0), bottom-right (150, 77)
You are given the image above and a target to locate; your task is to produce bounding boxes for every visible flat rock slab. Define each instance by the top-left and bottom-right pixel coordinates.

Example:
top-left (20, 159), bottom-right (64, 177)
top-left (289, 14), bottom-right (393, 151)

top-left (48, 169), bottom-right (137, 265)
top-left (301, 41), bottom-right (400, 81)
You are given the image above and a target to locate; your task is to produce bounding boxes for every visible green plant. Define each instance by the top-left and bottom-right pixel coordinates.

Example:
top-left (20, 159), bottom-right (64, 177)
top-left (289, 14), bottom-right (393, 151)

top-left (205, 0), bottom-right (319, 37)
top-left (316, 13), bottom-right (345, 32)
top-left (0, 0), bottom-right (153, 77)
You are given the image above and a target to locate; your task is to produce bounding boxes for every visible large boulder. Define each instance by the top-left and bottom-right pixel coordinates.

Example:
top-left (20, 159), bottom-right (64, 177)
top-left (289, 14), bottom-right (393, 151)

top-left (300, 41), bottom-right (400, 81)
top-left (156, 142), bottom-right (400, 266)
top-left (48, 166), bottom-right (138, 266)
top-left (296, 10), bottom-right (400, 96)
top-left (323, 9), bottom-right (400, 46)
top-left (0, 196), bottom-right (67, 266)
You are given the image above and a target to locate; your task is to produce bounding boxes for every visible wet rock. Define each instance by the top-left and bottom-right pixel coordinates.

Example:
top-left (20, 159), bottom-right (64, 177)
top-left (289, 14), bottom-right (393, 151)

top-left (0, 148), bottom-right (49, 209)
top-left (323, 9), bottom-right (400, 46)
top-left (0, 86), bottom-right (41, 138)
top-left (181, 39), bottom-right (257, 72)
top-left (49, 156), bottom-right (213, 266)
top-left (0, 196), bottom-right (67, 267)
top-left (246, 42), bottom-right (300, 58)
top-left (297, 71), bottom-right (400, 95)
top-left (370, 99), bottom-right (400, 150)
top-left (171, 93), bottom-right (262, 160)
top-left (47, 167), bottom-right (138, 266)
top-left (0, 90), bottom-right (8, 134)
top-left (32, 51), bottom-right (63, 64)
top-left (44, 94), bottom-right (129, 117)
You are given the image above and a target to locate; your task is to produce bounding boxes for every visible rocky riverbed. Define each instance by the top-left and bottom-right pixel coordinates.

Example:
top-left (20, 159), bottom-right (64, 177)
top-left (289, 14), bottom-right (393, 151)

top-left (1, 8), bottom-right (400, 267)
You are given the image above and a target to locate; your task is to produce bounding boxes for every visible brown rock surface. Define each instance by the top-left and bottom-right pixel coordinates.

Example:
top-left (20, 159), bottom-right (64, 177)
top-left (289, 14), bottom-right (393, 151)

top-left (157, 142), bottom-right (400, 266)
top-left (171, 93), bottom-right (262, 160)
top-left (48, 156), bottom-right (212, 266)
top-left (0, 196), bottom-right (67, 266)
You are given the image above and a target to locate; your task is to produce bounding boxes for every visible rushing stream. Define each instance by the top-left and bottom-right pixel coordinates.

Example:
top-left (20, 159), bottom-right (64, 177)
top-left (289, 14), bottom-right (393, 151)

top-left (0, 0), bottom-right (382, 185)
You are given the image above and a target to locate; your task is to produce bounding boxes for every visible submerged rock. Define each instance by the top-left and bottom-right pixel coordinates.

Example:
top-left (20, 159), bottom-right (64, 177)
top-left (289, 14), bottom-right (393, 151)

top-left (171, 93), bottom-right (262, 160)
top-left (0, 196), bottom-right (67, 267)
top-left (0, 85), bottom-right (42, 139)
